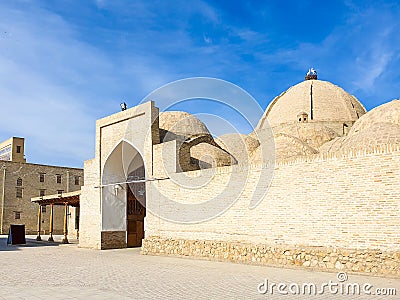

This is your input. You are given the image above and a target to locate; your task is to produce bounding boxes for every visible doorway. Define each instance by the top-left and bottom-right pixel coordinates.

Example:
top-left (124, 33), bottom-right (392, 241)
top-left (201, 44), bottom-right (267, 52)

top-left (127, 180), bottom-right (145, 247)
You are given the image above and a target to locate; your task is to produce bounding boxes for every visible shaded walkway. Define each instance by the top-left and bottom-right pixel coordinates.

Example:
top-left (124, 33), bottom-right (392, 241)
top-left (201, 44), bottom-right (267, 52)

top-left (31, 190), bottom-right (80, 243)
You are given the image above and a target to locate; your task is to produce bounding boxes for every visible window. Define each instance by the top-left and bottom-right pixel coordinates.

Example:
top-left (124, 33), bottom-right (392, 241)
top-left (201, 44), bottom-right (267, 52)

top-left (41, 206), bottom-right (46, 213)
top-left (16, 187), bottom-right (23, 198)
top-left (297, 112), bottom-right (308, 123)
top-left (343, 123), bottom-right (350, 135)
top-left (15, 211), bottom-right (21, 219)
top-left (57, 190), bottom-right (64, 195)
top-left (16, 146), bottom-right (21, 153)
top-left (39, 173), bottom-right (45, 183)
top-left (16, 177), bottom-right (22, 186)
top-left (56, 174), bottom-right (62, 184)
top-left (39, 189), bottom-right (45, 197)
top-left (74, 176), bottom-right (80, 185)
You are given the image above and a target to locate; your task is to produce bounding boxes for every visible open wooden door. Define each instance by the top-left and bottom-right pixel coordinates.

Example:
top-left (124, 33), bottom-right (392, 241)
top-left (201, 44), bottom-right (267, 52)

top-left (127, 187), bottom-right (145, 247)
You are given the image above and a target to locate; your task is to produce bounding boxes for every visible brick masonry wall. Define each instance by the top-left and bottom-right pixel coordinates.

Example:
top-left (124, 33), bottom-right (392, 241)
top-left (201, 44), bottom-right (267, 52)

top-left (79, 102), bottom-right (159, 249)
top-left (79, 158), bottom-right (101, 249)
top-left (143, 148), bottom-right (400, 276)
top-left (0, 161), bottom-right (83, 235)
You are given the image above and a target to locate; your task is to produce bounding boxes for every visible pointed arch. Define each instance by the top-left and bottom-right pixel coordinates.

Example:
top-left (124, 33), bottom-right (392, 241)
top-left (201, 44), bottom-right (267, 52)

top-left (101, 140), bottom-right (146, 244)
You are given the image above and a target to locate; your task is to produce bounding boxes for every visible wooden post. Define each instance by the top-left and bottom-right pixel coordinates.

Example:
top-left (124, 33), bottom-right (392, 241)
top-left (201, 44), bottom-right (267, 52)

top-left (61, 203), bottom-right (69, 244)
top-left (36, 205), bottom-right (42, 241)
top-left (75, 207), bottom-right (80, 240)
top-left (1, 167), bottom-right (6, 234)
top-left (48, 204), bottom-right (54, 242)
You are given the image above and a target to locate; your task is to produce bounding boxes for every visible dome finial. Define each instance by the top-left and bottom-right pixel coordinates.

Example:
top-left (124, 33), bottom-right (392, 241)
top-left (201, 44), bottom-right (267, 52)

top-left (305, 68), bottom-right (317, 80)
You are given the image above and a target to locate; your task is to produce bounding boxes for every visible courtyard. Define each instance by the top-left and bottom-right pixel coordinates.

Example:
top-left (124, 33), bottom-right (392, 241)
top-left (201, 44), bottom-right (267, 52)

top-left (0, 236), bottom-right (399, 299)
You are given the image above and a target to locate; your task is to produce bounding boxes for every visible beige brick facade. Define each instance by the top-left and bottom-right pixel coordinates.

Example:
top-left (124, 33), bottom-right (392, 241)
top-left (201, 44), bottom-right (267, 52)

top-left (142, 146), bottom-right (400, 276)
top-left (147, 147), bottom-right (400, 250)
top-left (79, 101), bottom-right (159, 249)
top-left (0, 137), bottom-right (26, 163)
top-left (79, 87), bottom-right (400, 277)
top-left (0, 137), bottom-right (83, 236)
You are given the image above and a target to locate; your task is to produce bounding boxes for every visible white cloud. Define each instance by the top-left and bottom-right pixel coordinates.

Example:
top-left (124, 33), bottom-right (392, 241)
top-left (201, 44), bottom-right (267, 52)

top-left (0, 2), bottom-right (218, 167)
top-left (0, 3), bottom-right (167, 167)
top-left (1, 0), bottom-right (398, 170)
top-left (203, 34), bottom-right (212, 44)
top-left (252, 2), bottom-right (400, 107)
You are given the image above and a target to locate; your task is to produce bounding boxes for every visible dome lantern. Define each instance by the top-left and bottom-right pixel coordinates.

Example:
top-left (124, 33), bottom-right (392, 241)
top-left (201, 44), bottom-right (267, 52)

top-left (305, 68), bottom-right (317, 80)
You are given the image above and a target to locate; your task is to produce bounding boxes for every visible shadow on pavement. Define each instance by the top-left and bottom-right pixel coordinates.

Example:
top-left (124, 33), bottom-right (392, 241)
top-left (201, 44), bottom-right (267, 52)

top-left (0, 236), bottom-right (62, 251)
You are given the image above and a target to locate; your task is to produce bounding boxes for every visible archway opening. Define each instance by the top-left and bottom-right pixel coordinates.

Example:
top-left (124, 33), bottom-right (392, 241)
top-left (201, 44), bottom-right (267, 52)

top-left (102, 140), bottom-right (146, 248)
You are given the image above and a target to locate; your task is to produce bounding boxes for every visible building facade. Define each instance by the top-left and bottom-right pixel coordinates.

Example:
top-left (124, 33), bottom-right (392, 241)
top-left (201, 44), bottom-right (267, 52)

top-left (79, 74), bottom-right (400, 277)
top-left (0, 137), bottom-right (83, 235)
top-left (0, 137), bottom-right (26, 163)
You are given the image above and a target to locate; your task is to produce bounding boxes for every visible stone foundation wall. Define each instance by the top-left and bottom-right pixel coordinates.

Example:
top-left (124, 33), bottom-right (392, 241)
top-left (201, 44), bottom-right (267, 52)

top-left (141, 237), bottom-right (400, 277)
top-left (101, 231), bottom-right (126, 249)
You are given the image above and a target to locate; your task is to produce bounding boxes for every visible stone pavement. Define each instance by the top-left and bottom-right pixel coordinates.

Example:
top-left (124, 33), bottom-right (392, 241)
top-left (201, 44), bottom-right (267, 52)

top-left (0, 236), bottom-right (399, 299)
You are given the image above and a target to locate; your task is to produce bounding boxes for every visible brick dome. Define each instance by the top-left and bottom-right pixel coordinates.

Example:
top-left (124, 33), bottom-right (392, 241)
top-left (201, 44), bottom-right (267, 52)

top-left (159, 111), bottom-right (211, 142)
top-left (190, 142), bottom-right (236, 168)
top-left (274, 122), bottom-right (339, 149)
top-left (320, 99), bottom-right (400, 153)
top-left (348, 99), bottom-right (400, 134)
top-left (257, 80), bottom-right (366, 131)
top-left (158, 111), bottom-right (237, 168)
top-left (250, 133), bottom-right (317, 163)
top-left (215, 133), bottom-right (259, 164)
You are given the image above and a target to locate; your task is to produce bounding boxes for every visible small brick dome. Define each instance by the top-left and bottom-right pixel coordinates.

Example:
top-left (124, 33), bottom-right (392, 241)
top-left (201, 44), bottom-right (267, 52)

top-left (348, 99), bottom-right (400, 134)
top-left (215, 133), bottom-right (260, 164)
top-left (320, 100), bottom-right (400, 153)
top-left (159, 111), bottom-right (211, 142)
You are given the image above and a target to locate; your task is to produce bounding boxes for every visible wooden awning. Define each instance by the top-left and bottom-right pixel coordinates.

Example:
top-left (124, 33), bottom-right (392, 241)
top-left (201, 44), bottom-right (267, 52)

top-left (31, 190), bottom-right (81, 207)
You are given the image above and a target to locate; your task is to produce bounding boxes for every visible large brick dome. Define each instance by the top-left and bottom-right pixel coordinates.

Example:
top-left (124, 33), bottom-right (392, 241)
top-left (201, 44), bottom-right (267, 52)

top-left (257, 80), bottom-right (366, 132)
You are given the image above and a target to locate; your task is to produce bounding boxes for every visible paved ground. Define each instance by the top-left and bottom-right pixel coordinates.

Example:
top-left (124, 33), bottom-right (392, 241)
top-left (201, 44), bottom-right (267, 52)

top-left (0, 235), bottom-right (399, 299)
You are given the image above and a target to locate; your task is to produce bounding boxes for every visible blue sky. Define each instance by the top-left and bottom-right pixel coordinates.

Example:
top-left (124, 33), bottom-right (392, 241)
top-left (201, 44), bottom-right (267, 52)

top-left (1, 0), bottom-right (399, 168)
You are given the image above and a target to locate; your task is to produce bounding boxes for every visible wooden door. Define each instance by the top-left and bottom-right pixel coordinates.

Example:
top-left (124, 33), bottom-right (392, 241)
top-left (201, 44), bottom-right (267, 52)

top-left (127, 187), bottom-right (145, 247)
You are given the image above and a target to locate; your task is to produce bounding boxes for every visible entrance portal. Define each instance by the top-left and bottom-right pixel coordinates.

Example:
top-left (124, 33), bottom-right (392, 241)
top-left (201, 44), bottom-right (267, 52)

top-left (101, 140), bottom-right (146, 249)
